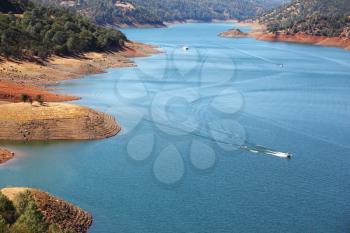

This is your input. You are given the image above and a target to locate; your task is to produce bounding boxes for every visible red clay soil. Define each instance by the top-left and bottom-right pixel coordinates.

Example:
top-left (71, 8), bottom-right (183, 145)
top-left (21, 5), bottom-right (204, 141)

top-left (0, 80), bottom-right (79, 102)
top-left (121, 42), bottom-right (161, 57)
top-left (255, 32), bottom-right (350, 50)
top-left (0, 147), bottom-right (14, 164)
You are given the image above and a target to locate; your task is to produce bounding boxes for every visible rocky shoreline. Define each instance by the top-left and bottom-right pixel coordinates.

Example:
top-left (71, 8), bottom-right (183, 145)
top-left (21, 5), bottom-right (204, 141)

top-left (220, 21), bottom-right (350, 51)
top-left (0, 41), bottom-right (159, 163)
top-left (0, 42), bottom-right (159, 102)
top-left (255, 32), bottom-right (350, 50)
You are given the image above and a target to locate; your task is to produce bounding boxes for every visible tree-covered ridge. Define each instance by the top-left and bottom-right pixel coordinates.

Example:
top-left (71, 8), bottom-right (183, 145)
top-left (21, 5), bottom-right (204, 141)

top-left (81, 0), bottom-right (163, 26)
top-left (0, 191), bottom-right (66, 233)
top-left (0, 0), bottom-right (127, 59)
top-left (259, 0), bottom-right (350, 38)
top-left (33, 0), bottom-right (287, 26)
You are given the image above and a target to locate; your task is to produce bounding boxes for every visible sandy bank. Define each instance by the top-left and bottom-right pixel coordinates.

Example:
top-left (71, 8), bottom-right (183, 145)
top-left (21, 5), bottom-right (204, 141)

top-left (0, 102), bottom-right (120, 140)
top-left (220, 21), bottom-right (350, 51)
top-left (0, 147), bottom-right (14, 164)
top-left (1, 187), bottom-right (93, 233)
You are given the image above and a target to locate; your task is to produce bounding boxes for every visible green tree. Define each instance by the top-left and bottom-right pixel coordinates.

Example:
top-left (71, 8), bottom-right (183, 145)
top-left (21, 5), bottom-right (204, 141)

top-left (13, 191), bottom-right (32, 215)
top-left (0, 215), bottom-right (9, 233)
top-left (13, 201), bottom-right (47, 233)
top-left (0, 192), bottom-right (17, 224)
top-left (20, 94), bottom-right (30, 103)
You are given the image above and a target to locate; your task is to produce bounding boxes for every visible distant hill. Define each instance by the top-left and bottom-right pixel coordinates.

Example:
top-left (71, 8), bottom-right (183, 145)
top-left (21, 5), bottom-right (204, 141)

top-left (33, 0), bottom-right (287, 26)
top-left (258, 0), bottom-right (350, 38)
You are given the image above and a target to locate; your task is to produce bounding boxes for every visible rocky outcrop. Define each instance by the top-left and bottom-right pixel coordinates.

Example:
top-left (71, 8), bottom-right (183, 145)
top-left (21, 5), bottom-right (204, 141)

top-left (0, 147), bottom-right (14, 164)
top-left (1, 187), bottom-right (93, 233)
top-left (218, 28), bottom-right (248, 38)
top-left (0, 103), bottom-right (121, 140)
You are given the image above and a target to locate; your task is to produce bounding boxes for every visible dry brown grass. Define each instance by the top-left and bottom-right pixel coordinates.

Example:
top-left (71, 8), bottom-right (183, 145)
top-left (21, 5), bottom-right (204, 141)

top-left (0, 103), bottom-right (88, 121)
top-left (1, 187), bottom-right (30, 201)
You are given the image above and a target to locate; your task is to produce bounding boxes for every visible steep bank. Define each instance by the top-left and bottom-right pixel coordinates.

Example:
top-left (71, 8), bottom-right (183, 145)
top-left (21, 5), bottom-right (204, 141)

top-left (1, 187), bottom-right (93, 233)
top-left (0, 102), bottom-right (120, 141)
top-left (219, 21), bottom-right (350, 51)
top-left (254, 32), bottom-right (350, 50)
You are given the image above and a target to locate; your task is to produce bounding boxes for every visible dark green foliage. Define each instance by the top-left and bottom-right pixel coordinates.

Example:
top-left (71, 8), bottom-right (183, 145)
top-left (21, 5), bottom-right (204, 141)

top-left (0, 216), bottom-right (9, 233)
top-left (0, 1), bottom-right (127, 59)
top-left (0, 193), bottom-right (17, 225)
top-left (20, 94), bottom-right (29, 102)
top-left (259, 0), bottom-right (350, 37)
top-left (12, 201), bottom-right (48, 233)
top-left (13, 191), bottom-right (32, 216)
top-left (0, 190), bottom-right (69, 233)
top-left (0, 0), bottom-right (32, 13)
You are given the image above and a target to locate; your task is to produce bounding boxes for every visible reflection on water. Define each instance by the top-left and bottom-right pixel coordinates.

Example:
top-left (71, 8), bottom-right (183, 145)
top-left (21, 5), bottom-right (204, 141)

top-left (1, 23), bottom-right (350, 233)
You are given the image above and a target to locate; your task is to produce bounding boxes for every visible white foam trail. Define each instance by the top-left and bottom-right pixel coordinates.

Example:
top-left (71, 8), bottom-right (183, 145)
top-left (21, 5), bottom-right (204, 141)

top-left (241, 145), bottom-right (292, 159)
top-left (264, 150), bottom-right (292, 159)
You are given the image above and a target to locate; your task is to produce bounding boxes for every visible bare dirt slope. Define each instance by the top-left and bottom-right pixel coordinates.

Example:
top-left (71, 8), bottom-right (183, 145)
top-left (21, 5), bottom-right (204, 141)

top-left (0, 102), bottom-right (121, 140)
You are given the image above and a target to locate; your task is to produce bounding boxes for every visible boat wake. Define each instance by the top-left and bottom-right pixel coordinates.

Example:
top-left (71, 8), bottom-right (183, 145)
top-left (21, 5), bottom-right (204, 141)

top-left (241, 144), bottom-right (292, 159)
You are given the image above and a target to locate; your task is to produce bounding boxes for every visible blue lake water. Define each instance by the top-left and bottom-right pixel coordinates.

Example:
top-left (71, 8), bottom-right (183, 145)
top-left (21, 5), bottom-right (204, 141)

top-left (1, 23), bottom-right (350, 233)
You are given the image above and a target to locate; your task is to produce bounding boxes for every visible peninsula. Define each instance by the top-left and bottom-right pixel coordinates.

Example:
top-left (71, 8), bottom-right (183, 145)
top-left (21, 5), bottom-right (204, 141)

top-left (0, 187), bottom-right (93, 233)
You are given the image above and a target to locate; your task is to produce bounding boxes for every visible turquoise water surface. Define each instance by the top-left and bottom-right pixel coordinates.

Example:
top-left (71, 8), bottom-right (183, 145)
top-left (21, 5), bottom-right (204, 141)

top-left (1, 23), bottom-right (350, 233)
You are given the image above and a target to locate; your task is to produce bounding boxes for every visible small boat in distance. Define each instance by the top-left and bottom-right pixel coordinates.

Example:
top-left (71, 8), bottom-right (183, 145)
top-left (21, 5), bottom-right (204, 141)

top-left (182, 46), bottom-right (189, 51)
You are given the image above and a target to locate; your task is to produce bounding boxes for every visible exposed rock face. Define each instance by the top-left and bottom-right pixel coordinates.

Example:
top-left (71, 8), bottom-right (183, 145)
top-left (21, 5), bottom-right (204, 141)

top-left (1, 187), bottom-right (93, 233)
top-left (218, 28), bottom-right (248, 38)
top-left (0, 147), bottom-right (14, 164)
top-left (255, 32), bottom-right (350, 50)
top-left (0, 103), bottom-right (121, 140)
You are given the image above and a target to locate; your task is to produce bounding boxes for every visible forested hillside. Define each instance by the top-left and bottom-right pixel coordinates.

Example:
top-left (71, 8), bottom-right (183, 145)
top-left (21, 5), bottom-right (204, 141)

top-left (33, 0), bottom-right (286, 26)
top-left (0, 0), bottom-right (127, 59)
top-left (259, 0), bottom-right (350, 38)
